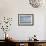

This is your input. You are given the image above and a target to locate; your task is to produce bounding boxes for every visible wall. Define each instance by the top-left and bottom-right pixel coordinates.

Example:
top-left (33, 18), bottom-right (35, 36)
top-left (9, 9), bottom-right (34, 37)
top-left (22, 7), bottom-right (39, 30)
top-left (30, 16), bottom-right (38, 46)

top-left (0, 0), bottom-right (46, 40)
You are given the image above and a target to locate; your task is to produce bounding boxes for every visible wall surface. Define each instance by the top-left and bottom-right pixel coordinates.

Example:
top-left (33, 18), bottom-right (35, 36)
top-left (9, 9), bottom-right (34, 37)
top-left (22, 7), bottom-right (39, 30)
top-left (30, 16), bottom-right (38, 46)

top-left (0, 0), bottom-right (46, 40)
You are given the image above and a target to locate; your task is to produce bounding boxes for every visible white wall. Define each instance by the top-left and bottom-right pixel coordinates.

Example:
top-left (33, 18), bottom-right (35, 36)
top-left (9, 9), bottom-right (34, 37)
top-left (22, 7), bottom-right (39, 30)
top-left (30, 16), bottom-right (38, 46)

top-left (0, 0), bottom-right (46, 40)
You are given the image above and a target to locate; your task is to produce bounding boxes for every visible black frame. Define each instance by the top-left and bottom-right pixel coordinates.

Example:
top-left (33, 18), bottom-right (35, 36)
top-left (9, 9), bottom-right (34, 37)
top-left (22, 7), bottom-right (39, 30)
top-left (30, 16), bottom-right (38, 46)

top-left (18, 14), bottom-right (34, 26)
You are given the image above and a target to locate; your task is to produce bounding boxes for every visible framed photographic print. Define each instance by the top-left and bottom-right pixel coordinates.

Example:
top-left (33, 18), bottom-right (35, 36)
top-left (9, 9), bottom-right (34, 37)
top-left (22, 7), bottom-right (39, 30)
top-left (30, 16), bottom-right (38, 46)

top-left (18, 14), bottom-right (34, 26)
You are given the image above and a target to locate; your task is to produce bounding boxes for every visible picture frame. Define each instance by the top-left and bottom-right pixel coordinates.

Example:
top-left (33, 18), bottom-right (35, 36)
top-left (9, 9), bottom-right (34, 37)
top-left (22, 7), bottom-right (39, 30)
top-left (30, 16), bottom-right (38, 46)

top-left (18, 14), bottom-right (34, 26)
